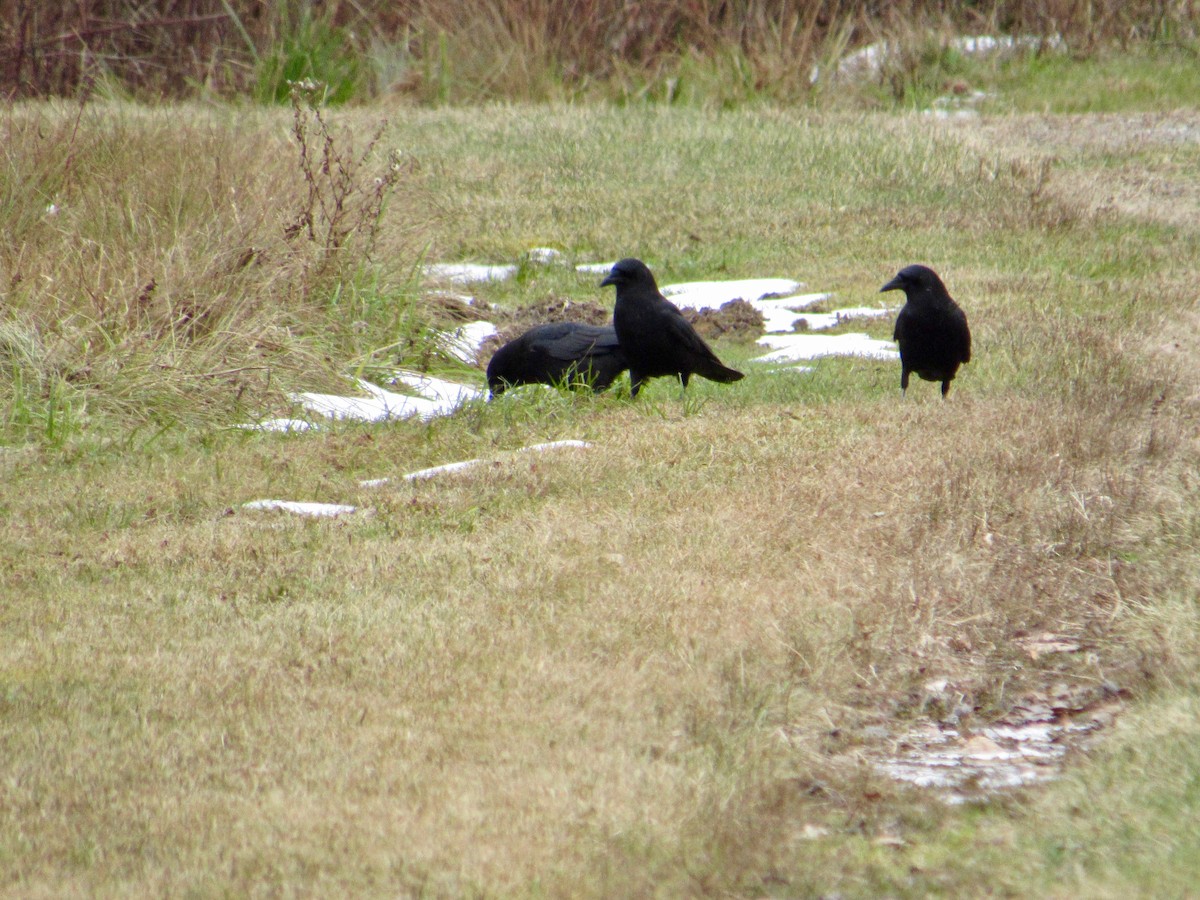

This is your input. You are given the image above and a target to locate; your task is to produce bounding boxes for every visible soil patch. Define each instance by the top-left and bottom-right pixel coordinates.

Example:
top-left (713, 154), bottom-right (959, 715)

top-left (680, 298), bottom-right (766, 340)
top-left (472, 296), bottom-right (614, 365)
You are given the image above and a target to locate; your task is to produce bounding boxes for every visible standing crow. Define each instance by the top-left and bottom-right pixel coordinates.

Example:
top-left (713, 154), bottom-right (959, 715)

top-left (486, 322), bottom-right (628, 396)
top-left (600, 257), bottom-right (744, 398)
top-left (881, 264), bottom-right (972, 398)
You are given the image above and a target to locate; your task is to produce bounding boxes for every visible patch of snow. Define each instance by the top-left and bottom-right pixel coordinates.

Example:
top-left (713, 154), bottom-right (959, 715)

top-left (386, 370), bottom-right (484, 408)
top-left (242, 499), bottom-right (357, 517)
top-left (426, 262), bottom-right (517, 283)
top-left (753, 332), bottom-right (899, 364)
top-left (955, 34), bottom-right (1059, 55)
top-left (876, 689), bottom-right (1119, 804)
top-left (294, 373), bottom-right (482, 425)
top-left (403, 458), bottom-right (491, 481)
top-left (661, 278), bottom-right (805, 309)
top-left (811, 41), bottom-right (887, 84)
top-left (292, 384), bottom-right (426, 423)
top-left (780, 305), bottom-right (894, 333)
top-left (753, 293), bottom-right (832, 332)
top-left (294, 381), bottom-right (436, 423)
top-left (433, 321), bottom-right (499, 364)
top-left (576, 261), bottom-right (618, 275)
top-left (656, 278), bottom-right (893, 339)
top-left (654, 278), bottom-right (892, 337)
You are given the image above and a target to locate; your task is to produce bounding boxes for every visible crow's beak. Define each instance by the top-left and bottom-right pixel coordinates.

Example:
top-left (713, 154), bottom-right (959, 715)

top-left (599, 271), bottom-right (617, 287)
top-left (880, 275), bottom-right (903, 293)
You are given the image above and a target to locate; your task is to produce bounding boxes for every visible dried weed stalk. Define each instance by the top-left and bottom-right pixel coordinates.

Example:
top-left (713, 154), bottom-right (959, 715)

top-left (284, 79), bottom-right (407, 275)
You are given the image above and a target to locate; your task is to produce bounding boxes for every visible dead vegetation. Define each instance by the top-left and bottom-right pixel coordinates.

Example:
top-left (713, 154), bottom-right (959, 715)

top-left (3, 1), bottom-right (1196, 102)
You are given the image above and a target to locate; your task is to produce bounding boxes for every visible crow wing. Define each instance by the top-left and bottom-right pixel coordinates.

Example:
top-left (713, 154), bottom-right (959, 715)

top-left (535, 324), bottom-right (622, 362)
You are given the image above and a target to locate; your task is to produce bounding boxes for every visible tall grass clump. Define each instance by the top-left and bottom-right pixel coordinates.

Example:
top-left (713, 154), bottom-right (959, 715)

top-left (0, 90), bottom-right (424, 445)
top-left (254, 11), bottom-right (366, 105)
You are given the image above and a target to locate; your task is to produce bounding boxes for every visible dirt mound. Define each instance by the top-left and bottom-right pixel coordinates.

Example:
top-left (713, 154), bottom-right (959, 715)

top-left (477, 297), bottom-right (613, 365)
top-left (680, 298), bottom-right (765, 340)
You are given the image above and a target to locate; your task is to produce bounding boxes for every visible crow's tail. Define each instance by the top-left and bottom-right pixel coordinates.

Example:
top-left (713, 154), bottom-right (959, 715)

top-left (697, 361), bottom-right (744, 384)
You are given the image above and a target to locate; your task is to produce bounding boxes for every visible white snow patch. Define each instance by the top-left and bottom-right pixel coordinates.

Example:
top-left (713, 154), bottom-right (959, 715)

top-left (403, 458), bottom-right (492, 481)
top-left (293, 381), bottom-right (435, 423)
top-left (752, 293), bottom-right (831, 331)
top-left (386, 370), bottom-right (484, 408)
top-left (753, 332), bottom-right (899, 364)
top-left (292, 384), bottom-right (423, 423)
top-left (763, 302), bottom-right (893, 334)
top-left (653, 277), bottom-right (893, 339)
top-left (576, 261), bottom-right (618, 275)
top-left (661, 278), bottom-right (804, 309)
top-left (433, 320), bottom-right (499, 364)
top-left (293, 373), bottom-right (483, 425)
top-left (426, 262), bottom-right (517, 283)
top-left (242, 499), bottom-right (357, 517)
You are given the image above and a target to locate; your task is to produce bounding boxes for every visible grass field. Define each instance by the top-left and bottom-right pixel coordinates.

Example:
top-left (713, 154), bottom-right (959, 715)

top-left (3, 55), bottom-right (1200, 896)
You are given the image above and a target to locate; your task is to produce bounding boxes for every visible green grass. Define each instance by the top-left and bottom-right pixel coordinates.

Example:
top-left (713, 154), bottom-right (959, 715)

top-left (987, 46), bottom-right (1200, 114)
top-left (3, 65), bottom-right (1200, 894)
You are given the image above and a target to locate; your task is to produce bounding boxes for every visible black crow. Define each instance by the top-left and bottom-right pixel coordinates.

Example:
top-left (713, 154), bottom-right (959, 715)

top-left (600, 257), bottom-right (744, 398)
top-left (486, 322), bottom-right (628, 396)
top-left (881, 264), bottom-right (971, 398)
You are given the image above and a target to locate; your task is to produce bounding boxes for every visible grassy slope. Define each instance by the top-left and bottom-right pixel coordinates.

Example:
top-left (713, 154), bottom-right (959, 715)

top-left (3, 62), bottom-right (1200, 895)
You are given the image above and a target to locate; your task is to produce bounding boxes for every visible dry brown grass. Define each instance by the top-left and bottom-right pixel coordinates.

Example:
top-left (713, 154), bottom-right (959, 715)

top-left (4, 365), bottom-right (1194, 893)
top-left (0, 97), bottom-right (430, 438)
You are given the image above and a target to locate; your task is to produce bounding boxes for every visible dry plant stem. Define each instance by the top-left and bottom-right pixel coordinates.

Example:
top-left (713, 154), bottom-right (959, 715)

top-left (286, 81), bottom-right (402, 271)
